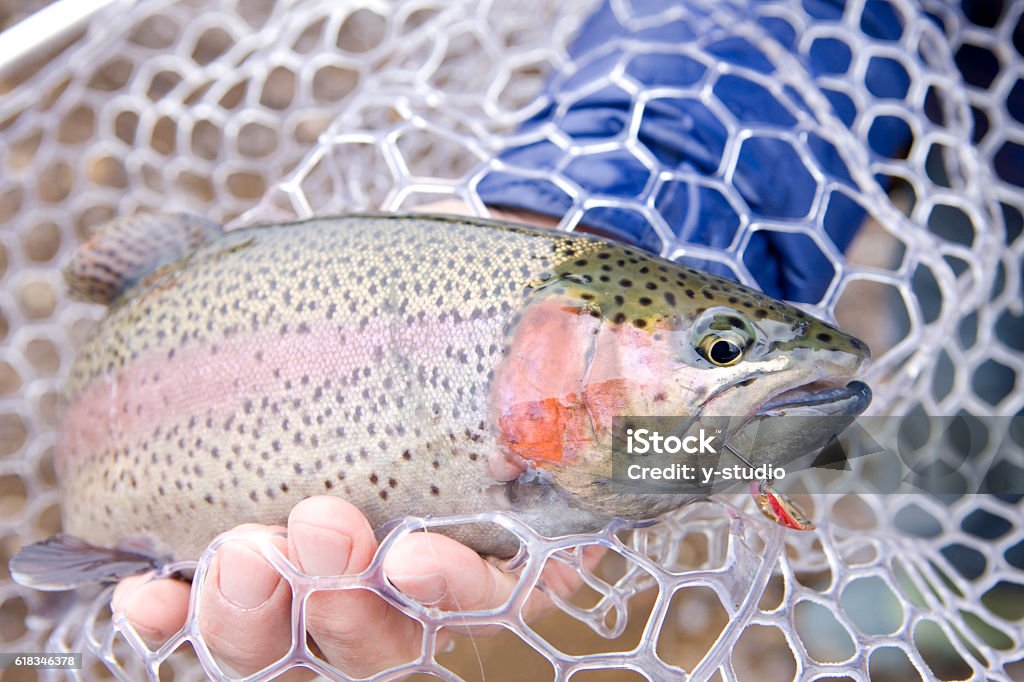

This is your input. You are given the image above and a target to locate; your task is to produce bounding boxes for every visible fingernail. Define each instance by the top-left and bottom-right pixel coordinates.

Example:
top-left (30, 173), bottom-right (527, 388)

top-left (218, 544), bottom-right (280, 609)
top-left (388, 570), bottom-right (448, 605)
top-left (290, 523), bottom-right (352, 576)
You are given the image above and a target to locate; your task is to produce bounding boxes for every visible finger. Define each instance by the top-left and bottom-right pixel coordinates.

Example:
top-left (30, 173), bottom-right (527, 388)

top-left (385, 534), bottom-right (608, 622)
top-left (287, 497), bottom-right (422, 678)
top-left (536, 544), bottom-right (608, 599)
top-left (196, 525), bottom-right (307, 679)
top-left (383, 531), bottom-right (557, 625)
top-left (112, 573), bottom-right (190, 646)
top-left (383, 532), bottom-right (516, 611)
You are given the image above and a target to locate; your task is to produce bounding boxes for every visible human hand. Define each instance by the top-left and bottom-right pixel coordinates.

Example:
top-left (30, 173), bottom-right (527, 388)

top-left (111, 496), bottom-right (603, 679)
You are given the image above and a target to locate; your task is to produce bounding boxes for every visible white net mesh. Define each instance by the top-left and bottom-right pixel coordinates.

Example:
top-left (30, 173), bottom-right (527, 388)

top-left (1, 0), bottom-right (1022, 679)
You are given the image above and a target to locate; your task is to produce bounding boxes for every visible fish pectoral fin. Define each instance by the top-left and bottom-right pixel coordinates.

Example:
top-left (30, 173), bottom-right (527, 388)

top-left (64, 212), bottom-right (222, 305)
top-left (9, 534), bottom-right (158, 591)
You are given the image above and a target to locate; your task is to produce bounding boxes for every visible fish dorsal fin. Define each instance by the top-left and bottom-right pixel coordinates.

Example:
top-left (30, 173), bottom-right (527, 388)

top-left (64, 212), bottom-right (223, 305)
top-left (9, 534), bottom-right (158, 591)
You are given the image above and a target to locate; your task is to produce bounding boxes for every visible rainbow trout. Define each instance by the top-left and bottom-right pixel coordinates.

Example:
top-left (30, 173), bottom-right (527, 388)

top-left (12, 213), bottom-right (870, 589)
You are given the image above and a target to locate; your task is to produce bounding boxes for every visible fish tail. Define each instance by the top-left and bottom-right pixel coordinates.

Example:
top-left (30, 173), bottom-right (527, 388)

top-left (9, 534), bottom-right (159, 591)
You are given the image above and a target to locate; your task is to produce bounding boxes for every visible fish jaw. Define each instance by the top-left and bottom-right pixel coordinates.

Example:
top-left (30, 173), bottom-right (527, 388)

top-left (756, 379), bottom-right (872, 418)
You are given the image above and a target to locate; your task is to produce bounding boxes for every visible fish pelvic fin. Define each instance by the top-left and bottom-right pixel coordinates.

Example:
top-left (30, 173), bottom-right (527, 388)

top-left (9, 534), bottom-right (159, 591)
top-left (64, 212), bottom-right (222, 305)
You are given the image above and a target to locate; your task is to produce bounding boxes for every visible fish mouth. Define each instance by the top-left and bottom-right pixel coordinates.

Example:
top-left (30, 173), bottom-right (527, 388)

top-left (716, 379), bottom-right (872, 472)
top-left (757, 380), bottom-right (872, 417)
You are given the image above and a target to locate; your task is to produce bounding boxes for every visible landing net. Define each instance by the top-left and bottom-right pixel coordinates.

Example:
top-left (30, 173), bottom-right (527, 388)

top-left (0, 0), bottom-right (1021, 679)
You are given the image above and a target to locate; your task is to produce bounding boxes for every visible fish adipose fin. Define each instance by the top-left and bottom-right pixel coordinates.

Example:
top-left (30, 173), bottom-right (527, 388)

top-left (64, 212), bottom-right (222, 305)
top-left (9, 535), bottom-right (159, 591)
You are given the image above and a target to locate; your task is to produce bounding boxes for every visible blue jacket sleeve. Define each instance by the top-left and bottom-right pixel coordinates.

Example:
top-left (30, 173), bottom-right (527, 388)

top-left (476, 0), bottom-right (911, 303)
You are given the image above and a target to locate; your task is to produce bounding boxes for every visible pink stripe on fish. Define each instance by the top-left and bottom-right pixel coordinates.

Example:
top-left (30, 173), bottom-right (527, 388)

top-left (58, 316), bottom-right (501, 470)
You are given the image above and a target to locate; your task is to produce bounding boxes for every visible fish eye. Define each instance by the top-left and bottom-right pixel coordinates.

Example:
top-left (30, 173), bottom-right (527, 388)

top-left (698, 332), bottom-right (746, 366)
top-left (689, 307), bottom-right (756, 367)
